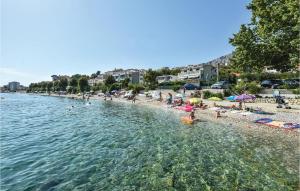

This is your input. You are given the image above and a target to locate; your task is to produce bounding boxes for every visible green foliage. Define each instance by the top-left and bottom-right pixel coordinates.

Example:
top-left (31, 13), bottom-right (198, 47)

top-left (46, 82), bottom-right (53, 92)
top-left (53, 81), bottom-right (60, 91)
top-left (240, 72), bottom-right (299, 81)
top-left (71, 74), bottom-right (82, 80)
top-left (90, 83), bottom-right (103, 92)
top-left (144, 69), bottom-right (160, 85)
top-left (157, 67), bottom-right (181, 76)
top-left (59, 77), bottom-right (68, 91)
top-left (278, 84), bottom-right (299, 89)
top-left (229, 0), bottom-right (299, 72)
top-left (105, 75), bottom-right (116, 86)
top-left (223, 89), bottom-right (232, 97)
top-left (292, 88), bottom-right (300, 94)
top-left (234, 81), bottom-right (261, 94)
top-left (69, 79), bottom-right (77, 87)
top-left (109, 83), bottom-right (120, 92)
top-left (203, 91), bottom-right (224, 99)
top-left (128, 84), bottom-right (145, 94)
top-left (219, 66), bottom-right (237, 84)
top-left (172, 85), bottom-right (181, 92)
top-left (28, 81), bottom-right (51, 92)
top-left (90, 73), bottom-right (97, 79)
top-left (78, 77), bottom-right (89, 92)
top-left (121, 78), bottom-right (130, 88)
top-left (101, 85), bottom-right (108, 93)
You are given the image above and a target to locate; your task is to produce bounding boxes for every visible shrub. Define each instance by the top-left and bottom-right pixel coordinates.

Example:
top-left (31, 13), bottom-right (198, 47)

top-left (292, 88), bottom-right (300, 94)
top-left (145, 84), bottom-right (157, 90)
top-left (234, 81), bottom-right (261, 94)
top-left (203, 91), bottom-right (212, 99)
top-left (247, 82), bottom-right (262, 94)
top-left (109, 83), bottom-right (120, 92)
top-left (128, 84), bottom-right (145, 94)
top-left (202, 90), bottom-right (224, 99)
top-left (214, 93), bottom-right (224, 99)
top-left (172, 85), bottom-right (181, 92)
top-left (101, 86), bottom-right (108, 93)
top-left (223, 89), bottom-right (231, 97)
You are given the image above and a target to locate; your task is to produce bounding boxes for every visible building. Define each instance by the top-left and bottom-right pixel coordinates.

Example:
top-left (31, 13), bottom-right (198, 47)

top-left (156, 75), bottom-right (178, 84)
top-left (104, 69), bottom-right (144, 84)
top-left (178, 64), bottom-right (216, 81)
top-left (88, 74), bottom-right (105, 86)
top-left (7, 81), bottom-right (20, 92)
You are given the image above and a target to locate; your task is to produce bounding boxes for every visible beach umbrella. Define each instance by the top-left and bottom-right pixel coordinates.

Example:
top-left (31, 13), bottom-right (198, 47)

top-left (189, 98), bottom-right (201, 104)
top-left (226, 95), bottom-right (236, 101)
top-left (208, 97), bottom-right (222, 101)
top-left (234, 94), bottom-right (255, 108)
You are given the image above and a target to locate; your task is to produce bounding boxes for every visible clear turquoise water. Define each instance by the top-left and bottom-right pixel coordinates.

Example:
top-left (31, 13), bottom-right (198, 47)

top-left (0, 93), bottom-right (299, 191)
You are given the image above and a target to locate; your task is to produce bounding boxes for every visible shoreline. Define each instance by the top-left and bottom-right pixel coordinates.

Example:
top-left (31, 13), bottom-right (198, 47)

top-left (41, 93), bottom-right (299, 141)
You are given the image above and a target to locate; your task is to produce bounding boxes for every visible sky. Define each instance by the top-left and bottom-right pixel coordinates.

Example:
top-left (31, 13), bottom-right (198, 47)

top-left (1, 0), bottom-right (251, 86)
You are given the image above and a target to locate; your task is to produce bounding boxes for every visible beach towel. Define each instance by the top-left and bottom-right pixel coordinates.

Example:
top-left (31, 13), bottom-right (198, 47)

top-left (255, 118), bottom-right (273, 124)
top-left (176, 106), bottom-right (193, 112)
top-left (283, 123), bottom-right (300, 129)
top-left (265, 121), bottom-right (285, 128)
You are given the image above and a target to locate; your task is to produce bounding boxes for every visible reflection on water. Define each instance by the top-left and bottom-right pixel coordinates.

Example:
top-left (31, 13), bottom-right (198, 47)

top-left (0, 93), bottom-right (299, 190)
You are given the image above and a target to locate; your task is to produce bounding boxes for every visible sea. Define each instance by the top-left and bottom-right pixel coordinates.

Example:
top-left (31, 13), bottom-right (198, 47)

top-left (0, 93), bottom-right (299, 190)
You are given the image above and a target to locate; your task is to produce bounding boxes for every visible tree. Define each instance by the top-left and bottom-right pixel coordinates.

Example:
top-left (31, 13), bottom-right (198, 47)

top-left (78, 77), bottom-right (89, 93)
top-left (121, 78), bottom-right (130, 88)
top-left (104, 75), bottom-right (116, 86)
top-left (46, 82), bottom-right (53, 93)
top-left (68, 78), bottom-right (78, 93)
top-left (170, 68), bottom-right (181, 75)
top-left (159, 67), bottom-right (171, 75)
top-left (229, 0), bottom-right (299, 72)
top-left (91, 73), bottom-right (97, 79)
top-left (96, 71), bottom-right (101, 75)
top-left (59, 77), bottom-right (68, 91)
top-left (69, 78), bottom-right (78, 87)
top-left (143, 69), bottom-right (160, 85)
top-left (53, 81), bottom-right (60, 92)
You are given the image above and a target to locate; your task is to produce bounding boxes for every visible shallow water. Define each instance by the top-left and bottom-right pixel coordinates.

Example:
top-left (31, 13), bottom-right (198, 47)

top-left (0, 93), bottom-right (299, 190)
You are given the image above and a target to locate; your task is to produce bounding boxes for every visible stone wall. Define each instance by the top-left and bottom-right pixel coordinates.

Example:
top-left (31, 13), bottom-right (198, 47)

top-left (254, 98), bottom-right (300, 105)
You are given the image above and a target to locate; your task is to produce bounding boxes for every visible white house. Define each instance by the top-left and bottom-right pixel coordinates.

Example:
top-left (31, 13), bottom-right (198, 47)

top-left (104, 69), bottom-right (144, 84)
top-left (88, 74), bottom-right (105, 86)
top-left (156, 75), bottom-right (178, 84)
top-left (177, 64), bottom-right (216, 81)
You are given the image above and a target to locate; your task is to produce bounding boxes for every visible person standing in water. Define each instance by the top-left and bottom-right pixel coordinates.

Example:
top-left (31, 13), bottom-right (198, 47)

top-left (132, 95), bottom-right (136, 103)
top-left (189, 109), bottom-right (196, 120)
top-left (159, 91), bottom-right (162, 102)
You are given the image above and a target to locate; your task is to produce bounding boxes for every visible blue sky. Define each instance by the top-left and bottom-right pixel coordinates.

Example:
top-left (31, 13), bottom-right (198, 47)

top-left (1, 0), bottom-right (251, 85)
